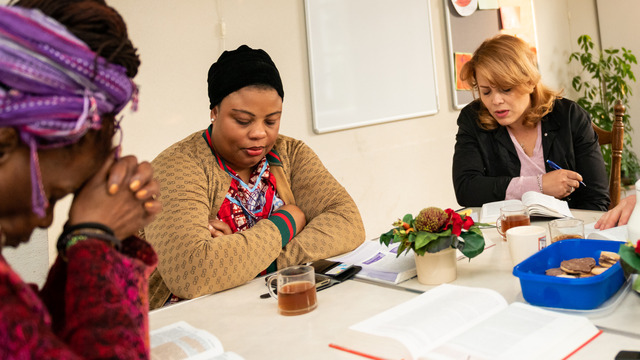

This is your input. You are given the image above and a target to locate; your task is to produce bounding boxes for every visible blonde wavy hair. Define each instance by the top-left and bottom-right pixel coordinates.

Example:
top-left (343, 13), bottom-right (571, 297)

top-left (460, 34), bottom-right (560, 130)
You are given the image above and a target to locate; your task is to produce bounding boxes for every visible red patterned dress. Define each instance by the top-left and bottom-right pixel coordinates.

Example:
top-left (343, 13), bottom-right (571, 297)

top-left (0, 237), bottom-right (157, 359)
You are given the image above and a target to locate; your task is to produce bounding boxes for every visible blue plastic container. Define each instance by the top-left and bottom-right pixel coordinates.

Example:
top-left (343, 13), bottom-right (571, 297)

top-left (512, 239), bottom-right (626, 310)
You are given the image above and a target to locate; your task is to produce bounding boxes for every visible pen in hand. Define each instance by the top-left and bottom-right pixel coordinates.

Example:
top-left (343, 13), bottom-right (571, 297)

top-left (546, 159), bottom-right (587, 187)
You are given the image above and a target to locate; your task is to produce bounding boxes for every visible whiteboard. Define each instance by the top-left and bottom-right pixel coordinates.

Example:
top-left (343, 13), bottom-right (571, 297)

top-left (304, 0), bottom-right (439, 134)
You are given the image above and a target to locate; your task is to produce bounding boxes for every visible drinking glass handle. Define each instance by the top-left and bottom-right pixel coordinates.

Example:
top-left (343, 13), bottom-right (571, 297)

top-left (496, 217), bottom-right (504, 237)
top-left (267, 276), bottom-right (278, 299)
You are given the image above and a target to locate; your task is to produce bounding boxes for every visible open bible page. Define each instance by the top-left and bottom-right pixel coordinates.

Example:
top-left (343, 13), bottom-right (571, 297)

top-left (521, 191), bottom-right (573, 218)
top-left (480, 199), bottom-right (523, 223)
top-left (150, 321), bottom-right (244, 360)
top-left (584, 222), bottom-right (628, 241)
top-left (423, 302), bottom-right (600, 360)
top-left (350, 284), bottom-right (508, 359)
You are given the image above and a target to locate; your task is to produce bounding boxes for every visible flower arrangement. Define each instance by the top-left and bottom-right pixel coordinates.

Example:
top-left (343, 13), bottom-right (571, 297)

top-left (380, 207), bottom-right (487, 259)
top-left (618, 240), bottom-right (640, 293)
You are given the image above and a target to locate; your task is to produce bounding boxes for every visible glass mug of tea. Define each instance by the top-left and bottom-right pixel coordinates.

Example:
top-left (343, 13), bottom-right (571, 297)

top-left (496, 204), bottom-right (531, 241)
top-left (267, 265), bottom-right (318, 316)
top-left (548, 218), bottom-right (584, 243)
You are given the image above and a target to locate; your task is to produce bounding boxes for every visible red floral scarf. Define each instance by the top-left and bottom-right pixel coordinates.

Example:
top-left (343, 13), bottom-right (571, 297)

top-left (202, 125), bottom-right (284, 235)
top-left (217, 156), bottom-right (280, 232)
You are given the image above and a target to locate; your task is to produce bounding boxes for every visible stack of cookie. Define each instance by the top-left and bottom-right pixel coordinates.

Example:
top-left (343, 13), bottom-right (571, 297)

top-left (545, 251), bottom-right (621, 278)
top-left (599, 251), bottom-right (621, 268)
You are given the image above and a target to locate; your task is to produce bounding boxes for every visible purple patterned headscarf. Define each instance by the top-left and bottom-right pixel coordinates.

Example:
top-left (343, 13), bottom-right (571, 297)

top-left (0, 5), bottom-right (138, 217)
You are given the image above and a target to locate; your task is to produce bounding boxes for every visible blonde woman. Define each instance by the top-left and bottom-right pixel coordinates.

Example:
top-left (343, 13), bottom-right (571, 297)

top-left (453, 34), bottom-right (609, 211)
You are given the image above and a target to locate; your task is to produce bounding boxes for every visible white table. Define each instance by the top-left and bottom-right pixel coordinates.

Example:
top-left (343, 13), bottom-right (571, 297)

top-left (149, 209), bottom-right (640, 359)
top-left (385, 210), bottom-right (640, 336)
top-left (150, 278), bottom-right (418, 360)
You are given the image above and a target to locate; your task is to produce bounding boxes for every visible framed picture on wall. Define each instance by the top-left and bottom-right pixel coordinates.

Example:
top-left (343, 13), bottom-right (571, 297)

top-left (444, 0), bottom-right (539, 109)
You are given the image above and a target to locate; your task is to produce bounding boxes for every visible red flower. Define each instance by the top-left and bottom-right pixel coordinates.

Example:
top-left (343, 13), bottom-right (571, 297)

top-left (444, 209), bottom-right (463, 236)
top-left (635, 240), bottom-right (640, 255)
top-left (462, 216), bottom-right (474, 230)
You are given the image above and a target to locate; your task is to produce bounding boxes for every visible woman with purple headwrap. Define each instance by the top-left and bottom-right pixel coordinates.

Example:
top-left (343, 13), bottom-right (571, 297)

top-left (0, 1), bottom-right (161, 358)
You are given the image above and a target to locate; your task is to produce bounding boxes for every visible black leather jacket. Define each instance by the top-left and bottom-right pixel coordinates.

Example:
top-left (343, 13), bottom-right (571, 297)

top-left (452, 98), bottom-right (610, 211)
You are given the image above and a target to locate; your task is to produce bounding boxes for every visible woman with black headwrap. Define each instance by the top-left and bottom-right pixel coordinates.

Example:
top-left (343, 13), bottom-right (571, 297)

top-left (0, 1), bottom-right (161, 358)
top-left (144, 45), bottom-right (365, 309)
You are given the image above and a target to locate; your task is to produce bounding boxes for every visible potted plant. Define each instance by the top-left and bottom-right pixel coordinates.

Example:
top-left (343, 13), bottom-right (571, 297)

top-left (380, 207), bottom-right (486, 285)
top-left (569, 34), bottom-right (639, 183)
top-left (618, 240), bottom-right (640, 294)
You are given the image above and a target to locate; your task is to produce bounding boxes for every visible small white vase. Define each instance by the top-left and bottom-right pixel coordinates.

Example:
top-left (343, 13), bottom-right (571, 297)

top-left (627, 179), bottom-right (640, 242)
top-left (414, 248), bottom-right (457, 285)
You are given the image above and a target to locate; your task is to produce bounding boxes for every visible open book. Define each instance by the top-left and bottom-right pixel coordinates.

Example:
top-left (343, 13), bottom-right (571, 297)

top-left (481, 191), bottom-right (573, 223)
top-left (350, 284), bottom-right (601, 360)
top-left (584, 222), bottom-right (628, 242)
top-left (331, 240), bottom-right (417, 284)
top-left (150, 321), bottom-right (244, 360)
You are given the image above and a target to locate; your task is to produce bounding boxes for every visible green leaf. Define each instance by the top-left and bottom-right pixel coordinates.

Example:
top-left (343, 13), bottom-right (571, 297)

top-left (396, 241), bottom-right (409, 257)
top-left (402, 214), bottom-right (413, 223)
top-left (425, 235), bottom-right (455, 253)
top-left (413, 231), bottom-right (431, 250)
top-left (619, 243), bottom-right (640, 271)
top-left (380, 229), bottom-right (395, 246)
top-left (459, 232), bottom-right (485, 259)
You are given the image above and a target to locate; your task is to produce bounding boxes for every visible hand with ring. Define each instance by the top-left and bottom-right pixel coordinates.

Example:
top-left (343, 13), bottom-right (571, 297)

top-left (541, 169), bottom-right (582, 199)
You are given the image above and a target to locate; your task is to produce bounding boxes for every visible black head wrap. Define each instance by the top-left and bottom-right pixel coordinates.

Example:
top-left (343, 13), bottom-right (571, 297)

top-left (207, 45), bottom-right (284, 109)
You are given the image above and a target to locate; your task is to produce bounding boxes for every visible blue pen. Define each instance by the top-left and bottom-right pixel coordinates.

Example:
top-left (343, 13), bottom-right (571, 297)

top-left (546, 159), bottom-right (587, 187)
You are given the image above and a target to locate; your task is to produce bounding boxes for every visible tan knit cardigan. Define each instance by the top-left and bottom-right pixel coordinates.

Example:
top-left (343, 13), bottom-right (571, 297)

top-left (144, 131), bottom-right (365, 309)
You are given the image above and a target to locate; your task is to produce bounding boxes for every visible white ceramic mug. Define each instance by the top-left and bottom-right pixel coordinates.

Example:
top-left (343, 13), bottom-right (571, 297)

top-left (506, 225), bottom-right (547, 266)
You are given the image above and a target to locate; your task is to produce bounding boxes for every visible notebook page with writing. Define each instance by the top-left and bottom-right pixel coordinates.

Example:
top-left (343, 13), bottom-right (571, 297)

top-left (330, 240), bottom-right (417, 284)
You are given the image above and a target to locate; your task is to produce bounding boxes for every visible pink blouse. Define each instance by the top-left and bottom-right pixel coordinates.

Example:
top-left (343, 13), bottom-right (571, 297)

top-left (505, 122), bottom-right (546, 200)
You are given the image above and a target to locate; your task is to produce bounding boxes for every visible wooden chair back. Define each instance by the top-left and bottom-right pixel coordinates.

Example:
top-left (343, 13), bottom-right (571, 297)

top-left (591, 100), bottom-right (625, 209)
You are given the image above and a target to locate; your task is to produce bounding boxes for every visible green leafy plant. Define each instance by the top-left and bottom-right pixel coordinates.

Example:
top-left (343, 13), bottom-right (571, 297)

top-left (380, 207), bottom-right (486, 259)
top-left (618, 241), bottom-right (640, 293)
top-left (569, 34), bottom-right (639, 182)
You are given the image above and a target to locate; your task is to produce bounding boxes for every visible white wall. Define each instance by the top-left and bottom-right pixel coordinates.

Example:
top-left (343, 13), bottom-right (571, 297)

top-left (103, 0), bottom-right (600, 240)
top-left (4, 0), bottom-right (608, 284)
top-left (2, 229), bottom-right (48, 287)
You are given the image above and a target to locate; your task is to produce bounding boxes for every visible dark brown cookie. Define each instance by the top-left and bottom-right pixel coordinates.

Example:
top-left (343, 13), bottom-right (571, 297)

top-left (560, 257), bottom-right (596, 274)
top-left (545, 267), bottom-right (565, 276)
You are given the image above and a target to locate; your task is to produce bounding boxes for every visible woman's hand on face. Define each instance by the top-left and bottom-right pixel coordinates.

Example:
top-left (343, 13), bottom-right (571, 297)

top-left (69, 154), bottom-right (162, 239)
top-left (541, 169), bottom-right (583, 199)
top-left (209, 219), bottom-right (232, 238)
top-left (278, 204), bottom-right (307, 233)
top-left (595, 195), bottom-right (636, 230)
